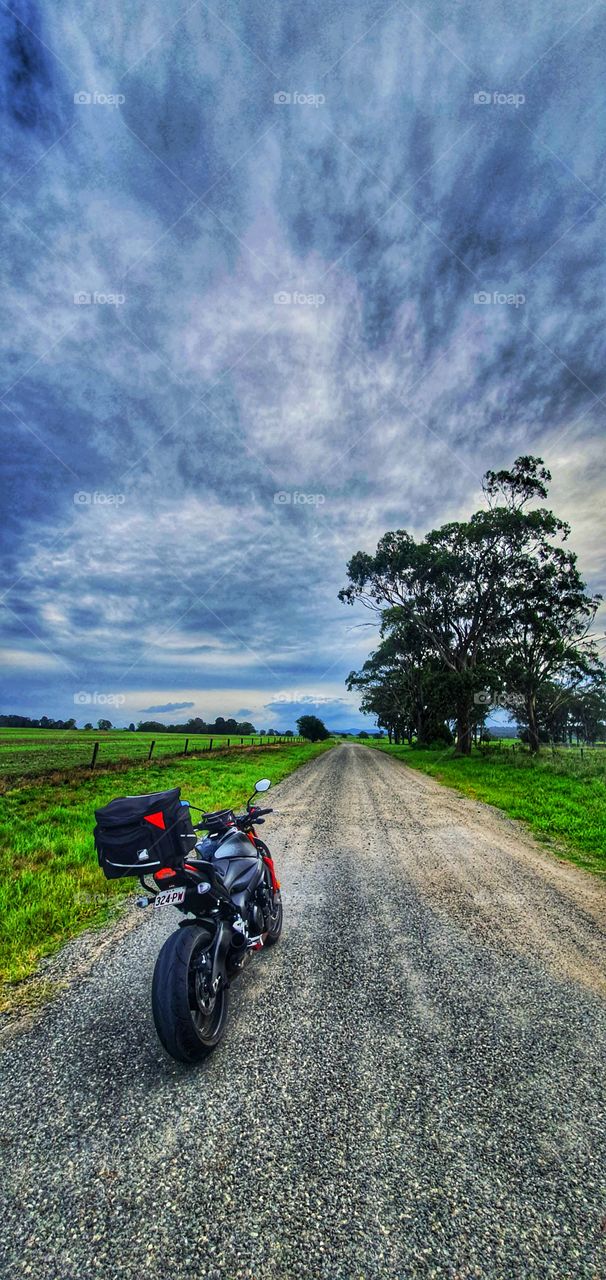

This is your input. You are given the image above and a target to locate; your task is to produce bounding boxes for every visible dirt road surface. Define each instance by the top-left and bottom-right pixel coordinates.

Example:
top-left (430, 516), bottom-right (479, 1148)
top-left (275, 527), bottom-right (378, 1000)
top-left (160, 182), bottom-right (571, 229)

top-left (1, 744), bottom-right (605, 1279)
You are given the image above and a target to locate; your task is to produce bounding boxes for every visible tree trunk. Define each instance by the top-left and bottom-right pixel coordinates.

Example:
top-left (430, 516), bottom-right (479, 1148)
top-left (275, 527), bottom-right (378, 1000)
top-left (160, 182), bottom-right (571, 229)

top-left (415, 703), bottom-right (423, 743)
top-left (455, 702), bottom-right (472, 755)
top-left (527, 694), bottom-right (540, 754)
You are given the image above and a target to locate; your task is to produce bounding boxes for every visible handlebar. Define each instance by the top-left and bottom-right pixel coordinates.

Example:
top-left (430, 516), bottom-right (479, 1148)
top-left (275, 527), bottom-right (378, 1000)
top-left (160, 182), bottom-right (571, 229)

top-left (236, 805), bottom-right (273, 830)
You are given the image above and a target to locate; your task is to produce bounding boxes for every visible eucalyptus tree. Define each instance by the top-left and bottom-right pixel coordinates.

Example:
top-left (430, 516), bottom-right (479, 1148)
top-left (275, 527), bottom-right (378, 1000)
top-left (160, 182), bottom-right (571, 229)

top-left (346, 619), bottom-right (457, 744)
top-left (340, 457), bottom-right (564, 754)
top-left (499, 544), bottom-right (603, 751)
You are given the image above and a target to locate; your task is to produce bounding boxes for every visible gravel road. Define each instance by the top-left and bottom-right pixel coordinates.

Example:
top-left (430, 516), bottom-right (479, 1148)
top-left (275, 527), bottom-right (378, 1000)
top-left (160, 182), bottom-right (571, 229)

top-left (1, 744), bottom-right (605, 1280)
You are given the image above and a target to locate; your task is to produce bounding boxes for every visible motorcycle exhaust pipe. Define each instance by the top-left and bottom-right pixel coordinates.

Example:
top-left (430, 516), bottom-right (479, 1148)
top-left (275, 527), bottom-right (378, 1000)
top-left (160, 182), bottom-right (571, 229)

top-left (228, 928), bottom-right (250, 977)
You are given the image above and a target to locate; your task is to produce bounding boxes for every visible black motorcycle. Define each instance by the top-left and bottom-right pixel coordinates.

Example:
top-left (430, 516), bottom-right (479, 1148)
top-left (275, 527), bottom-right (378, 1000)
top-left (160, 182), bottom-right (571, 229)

top-left (94, 778), bottom-right (282, 1062)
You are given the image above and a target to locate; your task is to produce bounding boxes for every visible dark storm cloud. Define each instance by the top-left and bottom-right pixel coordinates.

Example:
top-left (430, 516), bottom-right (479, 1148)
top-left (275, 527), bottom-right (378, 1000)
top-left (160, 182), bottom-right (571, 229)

top-left (1, 0), bottom-right (605, 725)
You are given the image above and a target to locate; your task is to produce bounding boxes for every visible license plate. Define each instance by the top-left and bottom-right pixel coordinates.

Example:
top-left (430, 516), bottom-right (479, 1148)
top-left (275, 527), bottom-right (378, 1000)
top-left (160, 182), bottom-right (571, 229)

top-left (154, 887), bottom-right (186, 908)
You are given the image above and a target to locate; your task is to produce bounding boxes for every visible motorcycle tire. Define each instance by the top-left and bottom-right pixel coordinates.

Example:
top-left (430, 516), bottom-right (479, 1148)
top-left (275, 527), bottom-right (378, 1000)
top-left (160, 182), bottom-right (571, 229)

top-left (152, 925), bottom-right (229, 1063)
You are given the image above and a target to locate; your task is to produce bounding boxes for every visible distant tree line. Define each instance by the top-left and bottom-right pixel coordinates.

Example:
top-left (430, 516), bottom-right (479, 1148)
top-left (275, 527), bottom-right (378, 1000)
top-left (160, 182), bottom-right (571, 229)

top-left (340, 457), bottom-right (605, 755)
top-left (135, 716), bottom-right (259, 735)
top-left (0, 715), bottom-right (78, 729)
top-left (0, 714), bottom-right (297, 737)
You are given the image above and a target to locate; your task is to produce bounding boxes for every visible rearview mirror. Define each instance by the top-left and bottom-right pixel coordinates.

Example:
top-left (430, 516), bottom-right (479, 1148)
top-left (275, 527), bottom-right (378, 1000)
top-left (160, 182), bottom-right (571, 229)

top-left (255, 778), bottom-right (271, 792)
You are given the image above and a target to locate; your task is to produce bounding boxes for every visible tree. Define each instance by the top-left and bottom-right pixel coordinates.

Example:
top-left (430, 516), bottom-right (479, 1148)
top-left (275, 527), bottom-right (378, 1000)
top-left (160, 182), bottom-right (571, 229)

top-left (284, 729), bottom-right (294, 737)
top-left (84, 722), bottom-right (93, 730)
top-left (516, 677), bottom-right (606, 746)
top-left (339, 457), bottom-right (591, 755)
top-left (128, 723), bottom-right (136, 732)
top-left (499, 545), bottom-right (602, 752)
top-left (97, 719), bottom-right (112, 731)
top-left (296, 714), bottom-right (330, 742)
top-left (185, 718), bottom-right (206, 734)
top-left (358, 730), bottom-right (370, 738)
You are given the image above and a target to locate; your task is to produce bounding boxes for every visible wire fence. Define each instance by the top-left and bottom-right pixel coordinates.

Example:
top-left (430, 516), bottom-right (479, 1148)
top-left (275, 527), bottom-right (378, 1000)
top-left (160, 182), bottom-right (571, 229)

top-left (87, 735), bottom-right (304, 769)
top-left (0, 734), bottom-right (307, 781)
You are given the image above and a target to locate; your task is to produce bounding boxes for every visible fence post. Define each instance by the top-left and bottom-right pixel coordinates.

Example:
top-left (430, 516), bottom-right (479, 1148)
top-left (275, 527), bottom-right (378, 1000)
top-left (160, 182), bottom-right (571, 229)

top-left (148, 740), bottom-right (155, 761)
top-left (209, 738), bottom-right (213, 751)
top-left (184, 738), bottom-right (189, 755)
top-left (241, 737), bottom-right (244, 745)
top-left (227, 738), bottom-right (230, 748)
top-left (90, 741), bottom-right (99, 769)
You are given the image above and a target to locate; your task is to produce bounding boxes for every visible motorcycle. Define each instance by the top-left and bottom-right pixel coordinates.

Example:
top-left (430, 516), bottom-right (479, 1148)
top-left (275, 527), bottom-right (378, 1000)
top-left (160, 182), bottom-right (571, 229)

top-left (94, 778), bottom-right (282, 1063)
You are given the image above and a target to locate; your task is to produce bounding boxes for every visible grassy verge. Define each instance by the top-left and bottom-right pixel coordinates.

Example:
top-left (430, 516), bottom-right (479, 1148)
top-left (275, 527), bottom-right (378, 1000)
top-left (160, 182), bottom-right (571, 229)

top-left (363, 740), bottom-right (606, 877)
top-left (0, 741), bottom-right (333, 1003)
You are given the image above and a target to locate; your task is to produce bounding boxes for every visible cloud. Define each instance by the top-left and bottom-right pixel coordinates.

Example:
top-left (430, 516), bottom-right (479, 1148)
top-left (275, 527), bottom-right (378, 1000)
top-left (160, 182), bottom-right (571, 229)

top-left (0, 647), bottom-right (64, 671)
top-left (137, 700), bottom-right (195, 713)
top-left (1, 0), bottom-right (605, 725)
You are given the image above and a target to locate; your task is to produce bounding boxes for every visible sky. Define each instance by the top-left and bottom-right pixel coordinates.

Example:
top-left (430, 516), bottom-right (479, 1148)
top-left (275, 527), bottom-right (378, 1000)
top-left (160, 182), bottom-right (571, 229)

top-left (1, 0), bottom-right (605, 731)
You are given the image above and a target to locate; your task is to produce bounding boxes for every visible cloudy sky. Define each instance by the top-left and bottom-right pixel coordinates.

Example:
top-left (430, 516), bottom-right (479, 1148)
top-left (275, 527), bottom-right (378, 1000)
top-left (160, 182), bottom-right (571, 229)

top-left (1, 0), bottom-right (605, 730)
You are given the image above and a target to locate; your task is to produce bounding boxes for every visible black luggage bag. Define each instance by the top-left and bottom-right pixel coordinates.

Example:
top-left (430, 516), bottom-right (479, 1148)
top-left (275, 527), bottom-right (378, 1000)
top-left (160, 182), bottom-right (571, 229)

top-left (94, 787), bottom-right (197, 879)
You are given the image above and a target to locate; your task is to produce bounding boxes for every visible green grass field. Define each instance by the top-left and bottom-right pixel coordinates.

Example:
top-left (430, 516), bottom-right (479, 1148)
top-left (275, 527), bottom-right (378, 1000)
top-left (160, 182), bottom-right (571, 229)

top-left (0, 728), bottom-right (289, 783)
top-left (0, 740), bottom-right (333, 1003)
top-left (362, 739), bottom-right (606, 876)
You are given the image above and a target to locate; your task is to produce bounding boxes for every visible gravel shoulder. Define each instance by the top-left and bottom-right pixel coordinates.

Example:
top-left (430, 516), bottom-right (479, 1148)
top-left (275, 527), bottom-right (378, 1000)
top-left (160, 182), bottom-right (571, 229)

top-left (1, 743), bottom-right (604, 1280)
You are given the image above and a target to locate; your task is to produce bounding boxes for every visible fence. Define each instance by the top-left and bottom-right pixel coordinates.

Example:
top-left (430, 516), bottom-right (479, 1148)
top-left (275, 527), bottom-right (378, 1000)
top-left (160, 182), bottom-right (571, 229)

top-left (87, 735), bottom-right (304, 769)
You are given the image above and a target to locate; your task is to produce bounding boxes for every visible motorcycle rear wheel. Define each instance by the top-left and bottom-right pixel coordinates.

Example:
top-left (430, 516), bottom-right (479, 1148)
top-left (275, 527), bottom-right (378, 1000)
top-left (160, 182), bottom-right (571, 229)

top-left (152, 925), bottom-right (229, 1063)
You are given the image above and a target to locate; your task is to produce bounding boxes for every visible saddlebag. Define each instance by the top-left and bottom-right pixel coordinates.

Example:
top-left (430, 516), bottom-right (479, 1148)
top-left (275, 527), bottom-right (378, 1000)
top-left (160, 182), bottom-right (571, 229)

top-left (94, 787), bottom-right (197, 879)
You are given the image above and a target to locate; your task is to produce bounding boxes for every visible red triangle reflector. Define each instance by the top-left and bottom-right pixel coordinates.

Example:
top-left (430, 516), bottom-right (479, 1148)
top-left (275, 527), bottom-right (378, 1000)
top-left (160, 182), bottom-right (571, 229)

top-left (144, 810), bottom-right (166, 830)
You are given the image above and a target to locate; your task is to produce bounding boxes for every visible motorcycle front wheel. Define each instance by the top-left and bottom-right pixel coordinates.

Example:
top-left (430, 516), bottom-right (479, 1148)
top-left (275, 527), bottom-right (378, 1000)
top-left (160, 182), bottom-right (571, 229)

top-left (151, 925), bottom-right (229, 1063)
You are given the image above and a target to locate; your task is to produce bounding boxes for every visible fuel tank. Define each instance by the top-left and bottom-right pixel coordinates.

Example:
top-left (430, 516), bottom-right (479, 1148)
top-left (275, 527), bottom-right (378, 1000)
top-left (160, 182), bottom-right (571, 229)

top-left (212, 829), bottom-right (263, 895)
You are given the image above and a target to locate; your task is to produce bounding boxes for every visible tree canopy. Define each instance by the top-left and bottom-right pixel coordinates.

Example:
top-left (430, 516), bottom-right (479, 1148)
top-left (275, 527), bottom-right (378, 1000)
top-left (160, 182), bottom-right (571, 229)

top-left (296, 714), bottom-right (330, 742)
top-left (340, 457), bottom-right (603, 753)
